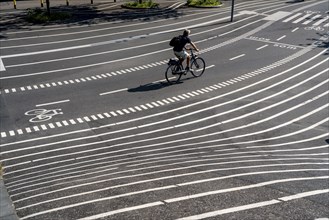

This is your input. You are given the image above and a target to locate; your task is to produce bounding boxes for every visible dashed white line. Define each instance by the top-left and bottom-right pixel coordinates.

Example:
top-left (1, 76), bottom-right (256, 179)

top-left (100, 88), bottom-right (128, 96)
top-left (291, 27), bottom-right (299, 32)
top-left (276, 35), bottom-right (286, 41)
top-left (35, 99), bottom-right (70, 107)
top-left (256, 44), bottom-right (269, 50)
top-left (229, 54), bottom-right (246, 61)
top-left (282, 13), bottom-right (302, 22)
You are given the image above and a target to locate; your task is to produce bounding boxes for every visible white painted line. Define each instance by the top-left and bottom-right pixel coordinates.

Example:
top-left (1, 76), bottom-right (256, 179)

top-left (2, 44), bottom-right (91, 58)
top-left (122, 109), bottom-right (130, 114)
top-left (1, 132), bottom-right (7, 138)
top-left (1, 48), bottom-right (324, 151)
top-left (313, 16), bottom-right (329, 26)
top-left (104, 113), bottom-right (111, 117)
top-left (55, 122), bottom-right (63, 127)
top-left (62, 121), bottom-right (69, 126)
top-left (229, 54), bottom-right (245, 61)
top-left (291, 27), bottom-right (299, 32)
top-left (206, 65), bottom-right (215, 70)
top-left (276, 35), bottom-right (286, 41)
top-left (116, 110), bottom-right (124, 115)
top-left (0, 15), bottom-right (256, 80)
top-left (293, 13), bottom-right (312, 23)
top-left (36, 99), bottom-right (70, 107)
top-left (279, 189), bottom-right (329, 201)
top-left (282, 13), bottom-right (302, 22)
top-left (0, 57), bottom-right (5, 71)
top-left (134, 106), bottom-right (142, 111)
top-left (179, 200), bottom-right (280, 220)
top-left (302, 14), bottom-right (321, 25)
top-left (177, 188), bottom-right (329, 220)
top-left (78, 202), bottom-right (163, 220)
top-left (263, 11), bottom-right (292, 21)
top-left (40, 125), bottom-right (47, 130)
top-left (256, 44), bottom-right (268, 50)
top-left (83, 117), bottom-right (90, 122)
top-left (97, 114), bottom-right (104, 119)
top-left (100, 88), bottom-right (127, 96)
top-left (110, 111), bottom-right (118, 116)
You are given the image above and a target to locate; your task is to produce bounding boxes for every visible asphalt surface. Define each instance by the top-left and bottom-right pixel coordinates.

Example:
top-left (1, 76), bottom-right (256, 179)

top-left (0, 0), bottom-right (329, 219)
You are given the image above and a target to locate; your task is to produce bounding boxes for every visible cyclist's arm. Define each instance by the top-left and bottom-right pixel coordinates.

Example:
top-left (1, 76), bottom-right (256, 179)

top-left (190, 42), bottom-right (199, 52)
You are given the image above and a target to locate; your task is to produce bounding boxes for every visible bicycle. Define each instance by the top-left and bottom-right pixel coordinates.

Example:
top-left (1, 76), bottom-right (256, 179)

top-left (165, 48), bottom-right (206, 84)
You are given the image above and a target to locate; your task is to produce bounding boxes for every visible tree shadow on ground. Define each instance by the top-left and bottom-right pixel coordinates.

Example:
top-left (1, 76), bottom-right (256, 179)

top-left (285, 0), bottom-right (305, 3)
top-left (0, 4), bottom-right (182, 35)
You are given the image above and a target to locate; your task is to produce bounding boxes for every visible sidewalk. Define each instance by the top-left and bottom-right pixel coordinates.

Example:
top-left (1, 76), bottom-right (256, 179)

top-left (0, 178), bottom-right (19, 220)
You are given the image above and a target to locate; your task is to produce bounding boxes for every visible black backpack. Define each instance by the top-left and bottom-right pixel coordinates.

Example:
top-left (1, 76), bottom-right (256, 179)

top-left (169, 35), bottom-right (182, 47)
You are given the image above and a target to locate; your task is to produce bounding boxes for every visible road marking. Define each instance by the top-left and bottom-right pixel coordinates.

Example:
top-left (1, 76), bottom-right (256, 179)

top-left (1, 15), bottom-right (261, 78)
top-left (177, 188), bottom-right (329, 220)
top-left (313, 16), bottom-right (329, 26)
top-left (100, 88), bottom-right (128, 96)
top-left (78, 202), bottom-right (164, 220)
top-left (282, 13), bottom-right (302, 22)
top-left (35, 100), bottom-right (70, 107)
top-left (230, 54), bottom-right (246, 60)
top-left (0, 57), bottom-right (5, 71)
top-left (291, 27), bottom-right (299, 32)
top-left (0, 48), bottom-right (319, 138)
top-left (256, 44), bottom-right (269, 50)
top-left (276, 35), bottom-right (286, 41)
top-left (246, 37), bottom-right (304, 49)
top-left (292, 13), bottom-right (312, 23)
top-left (302, 14), bottom-right (321, 25)
top-left (263, 11), bottom-right (292, 21)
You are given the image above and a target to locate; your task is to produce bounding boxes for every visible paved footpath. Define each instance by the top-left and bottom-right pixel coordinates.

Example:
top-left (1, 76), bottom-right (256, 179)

top-left (1, 178), bottom-right (19, 220)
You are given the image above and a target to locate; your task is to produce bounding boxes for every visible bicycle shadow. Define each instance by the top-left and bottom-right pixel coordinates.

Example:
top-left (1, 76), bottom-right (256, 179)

top-left (128, 81), bottom-right (169, 92)
top-left (127, 76), bottom-right (194, 92)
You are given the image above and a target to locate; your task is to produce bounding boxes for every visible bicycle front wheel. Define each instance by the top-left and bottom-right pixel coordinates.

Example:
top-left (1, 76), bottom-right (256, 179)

top-left (191, 57), bottom-right (206, 77)
top-left (165, 64), bottom-right (182, 84)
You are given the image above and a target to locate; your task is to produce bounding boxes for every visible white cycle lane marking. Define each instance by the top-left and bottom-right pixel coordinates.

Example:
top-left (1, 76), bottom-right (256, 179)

top-left (25, 109), bottom-right (63, 123)
top-left (0, 46), bottom-right (319, 139)
top-left (0, 57), bottom-right (5, 71)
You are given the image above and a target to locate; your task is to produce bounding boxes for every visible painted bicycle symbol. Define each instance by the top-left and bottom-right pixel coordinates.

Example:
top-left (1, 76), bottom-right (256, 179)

top-left (304, 26), bottom-right (325, 31)
top-left (25, 109), bottom-right (63, 123)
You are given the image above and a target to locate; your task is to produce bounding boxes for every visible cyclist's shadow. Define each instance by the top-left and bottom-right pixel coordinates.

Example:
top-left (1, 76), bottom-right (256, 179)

top-left (128, 78), bottom-right (189, 92)
top-left (128, 81), bottom-right (169, 92)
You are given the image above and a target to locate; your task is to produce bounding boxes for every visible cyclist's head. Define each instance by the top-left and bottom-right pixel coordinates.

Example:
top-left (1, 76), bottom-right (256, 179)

top-left (183, 29), bottom-right (190, 37)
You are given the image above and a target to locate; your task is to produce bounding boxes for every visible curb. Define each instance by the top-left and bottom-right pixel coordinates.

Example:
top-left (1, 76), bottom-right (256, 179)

top-left (0, 178), bottom-right (19, 220)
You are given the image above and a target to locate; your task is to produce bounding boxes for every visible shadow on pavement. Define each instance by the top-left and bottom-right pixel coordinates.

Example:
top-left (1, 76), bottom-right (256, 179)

top-left (128, 81), bottom-right (169, 92)
top-left (0, 4), bottom-right (182, 34)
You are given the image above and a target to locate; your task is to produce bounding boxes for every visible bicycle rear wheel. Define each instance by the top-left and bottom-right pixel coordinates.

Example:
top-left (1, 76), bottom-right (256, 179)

top-left (190, 57), bottom-right (206, 77)
top-left (165, 64), bottom-right (182, 84)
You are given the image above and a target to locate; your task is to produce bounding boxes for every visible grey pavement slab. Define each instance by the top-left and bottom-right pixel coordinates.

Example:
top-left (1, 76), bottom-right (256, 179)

top-left (0, 178), bottom-right (19, 220)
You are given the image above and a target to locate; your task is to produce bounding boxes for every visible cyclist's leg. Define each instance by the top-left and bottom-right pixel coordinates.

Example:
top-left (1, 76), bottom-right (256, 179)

top-left (186, 53), bottom-right (191, 71)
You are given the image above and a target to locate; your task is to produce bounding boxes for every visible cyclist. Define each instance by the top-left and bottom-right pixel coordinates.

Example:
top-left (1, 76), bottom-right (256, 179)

top-left (173, 29), bottom-right (199, 72)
